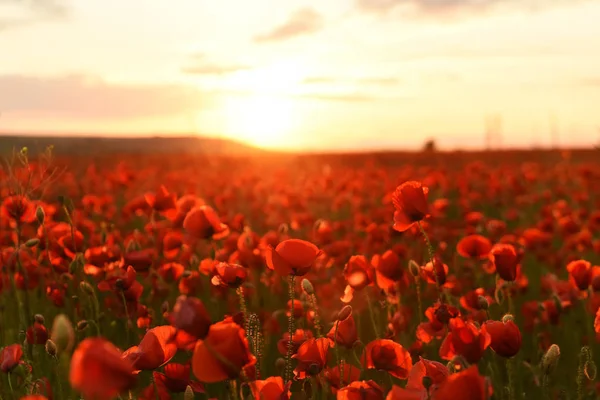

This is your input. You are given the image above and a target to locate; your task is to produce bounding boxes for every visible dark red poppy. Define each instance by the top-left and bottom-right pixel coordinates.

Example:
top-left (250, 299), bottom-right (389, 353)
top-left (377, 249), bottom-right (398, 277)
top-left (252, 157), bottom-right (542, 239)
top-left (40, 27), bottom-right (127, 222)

top-left (122, 326), bottom-right (178, 371)
top-left (484, 319), bottom-right (522, 358)
top-left (153, 363), bottom-right (204, 394)
top-left (145, 185), bottom-right (176, 212)
top-left (0, 344), bottom-right (23, 373)
top-left (420, 257), bottom-right (449, 286)
top-left (277, 329), bottom-right (313, 356)
top-left (391, 181), bottom-right (430, 232)
top-left (324, 364), bottom-right (361, 392)
top-left (192, 320), bottom-right (255, 383)
top-left (456, 235), bottom-right (492, 259)
top-left (265, 239), bottom-right (321, 276)
top-left (388, 357), bottom-right (448, 399)
top-left (26, 322), bottom-right (49, 345)
top-left (156, 262), bottom-right (185, 283)
top-left (372, 250), bottom-right (403, 291)
top-left (327, 309), bottom-right (358, 349)
top-left (2, 195), bottom-right (35, 223)
top-left (183, 205), bottom-right (229, 240)
top-left (567, 259), bottom-right (593, 291)
top-left (293, 337), bottom-right (331, 379)
top-left (250, 376), bottom-right (289, 400)
top-left (362, 339), bottom-right (413, 379)
top-left (344, 255), bottom-right (374, 290)
top-left (69, 338), bottom-right (136, 400)
top-left (489, 243), bottom-right (518, 281)
top-left (172, 295), bottom-right (212, 340)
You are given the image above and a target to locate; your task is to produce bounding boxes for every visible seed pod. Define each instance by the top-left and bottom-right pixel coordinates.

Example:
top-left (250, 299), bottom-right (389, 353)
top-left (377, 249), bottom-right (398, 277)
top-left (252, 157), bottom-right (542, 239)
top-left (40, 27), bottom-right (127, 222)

top-left (502, 314), bottom-right (514, 323)
top-left (25, 238), bottom-right (40, 248)
top-left (422, 376), bottom-right (433, 390)
top-left (301, 279), bottom-right (314, 295)
top-left (36, 206), bottom-right (45, 225)
top-left (76, 320), bottom-right (89, 331)
top-left (184, 385), bottom-right (194, 400)
top-left (408, 260), bottom-right (420, 278)
top-left (51, 314), bottom-right (75, 354)
top-left (541, 344), bottom-right (561, 375)
top-left (478, 296), bottom-right (490, 310)
top-left (34, 314), bottom-right (45, 324)
top-left (45, 339), bottom-right (57, 357)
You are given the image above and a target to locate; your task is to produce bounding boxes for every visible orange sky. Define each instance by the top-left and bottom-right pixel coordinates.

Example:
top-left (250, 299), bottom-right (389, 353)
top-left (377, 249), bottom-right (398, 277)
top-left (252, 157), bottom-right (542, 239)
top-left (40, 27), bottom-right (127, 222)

top-left (1, 0), bottom-right (600, 150)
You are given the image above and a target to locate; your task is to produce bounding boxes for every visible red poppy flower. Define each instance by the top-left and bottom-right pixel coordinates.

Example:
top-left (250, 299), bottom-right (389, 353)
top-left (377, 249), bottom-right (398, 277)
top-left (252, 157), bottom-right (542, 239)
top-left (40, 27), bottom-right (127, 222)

top-left (327, 309), bottom-right (358, 349)
top-left (456, 235), bottom-right (492, 259)
top-left (391, 181), bottom-right (430, 232)
top-left (567, 259), bottom-right (592, 291)
top-left (362, 339), bottom-right (412, 379)
top-left (440, 318), bottom-right (491, 364)
top-left (0, 344), bottom-right (23, 373)
top-left (388, 357), bottom-right (449, 399)
top-left (210, 262), bottom-right (248, 288)
top-left (344, 255), bottom-right (374, 290)
top-left (293, 337), bottom-right (331, 379)
top-left (1, 195), bottom-right (35, 223)
top-left (26, 322), bottom-right (48, 345)
top-left (153, 363), bottom-right (204, 394)
top-left (420, 257), bottom-right (449, 286)
top-left (372, 250), bottom-right (403, 291)
top-left (145, 185), bottom-right (177, 212)
top-left (250, 376), bottom-right (289, 400)
top-left (69, 338), bottom-right (136, 400)
top-left (277, 329), bottom-right (313, 356)
top-left (489, 243), bottom-right (518, 282)
top-left (484, 319), bottom-right (522, 358)
top-left (325, 364), bottom-right (362, 392)
top-left (122, 326), bottom-right (178, 371)
top-left (433, 365), bottom-right (491, 400)
top-left (183, 205), bottom-right (229, 240)
top-left (337, 380), bottom-right (384, 400)
top-left (416, 303), bottom-right (460, 344)
top-left (265, 239), bottom-right (321, 276)
top-left (157, 262), bottom-right (185, 283)
top-left (192, 320), bottom-right (255, 383)
top-left (172, 295), bottom-right (212, 340)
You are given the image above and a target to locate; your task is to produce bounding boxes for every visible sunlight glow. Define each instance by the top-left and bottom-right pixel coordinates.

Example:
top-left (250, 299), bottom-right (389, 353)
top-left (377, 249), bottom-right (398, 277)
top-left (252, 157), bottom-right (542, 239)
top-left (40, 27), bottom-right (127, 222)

top-left (221, 94), bottom-right (296, 149)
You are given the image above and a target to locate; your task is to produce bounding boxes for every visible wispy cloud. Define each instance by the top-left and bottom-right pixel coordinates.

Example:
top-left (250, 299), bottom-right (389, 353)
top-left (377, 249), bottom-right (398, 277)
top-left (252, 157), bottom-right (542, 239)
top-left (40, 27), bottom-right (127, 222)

top-left (0, 74), bottom-right (207, 118)
top-left (356, 0), bottom-right (592, 18)
top-left (254, 7), bottom-right (323, 43)
top-left (0, 0), bottom-right (68, 31)
top-left (181, 53), bottom-right (251, 75)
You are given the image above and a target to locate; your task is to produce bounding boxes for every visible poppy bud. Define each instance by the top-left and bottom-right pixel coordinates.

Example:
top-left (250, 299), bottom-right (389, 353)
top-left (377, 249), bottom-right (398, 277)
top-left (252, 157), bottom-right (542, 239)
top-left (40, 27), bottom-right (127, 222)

top-left (51, 314), bottom-right (75, 355)
top-left (77, 320), bottom-right (89, 331)
top-left (161, 301), bottom-right (169, 314)
top-left (80, 281), bottom-right (95, 295)
top-left (541, 344), bottom-right (561, 374)
top-left (337, 305), bottom-right (352, 321)
top-left (278, 223), bottom-right (289, 235)
top-left (25, 238), bottom-right (40, 248)
top-left (477, 296), bottom-right (489, 310)
top-left (184, 385), bottom-right (194, 400)
top-left (502, 314), bottom-right (514, 323)
top-left (308, 363), bottom-right (321, 376)
top-left (34, 314), bottom-right (45, 324)
top-left (182, 270), bottom-right (192, 278)
top-left (115, 279), bottom-right (126, 291)
top-left (301, 279), bottom-right (314, 295)
top-left (45, 339), bottom-right (57, 357)
top-left (494, 285), bottom-right (505, 305)
top-left (585, 361), bottom-right (597, 380)
top-left (36, 206), bottom-right (45, 224)
top-left (408, 260), bottom-right (420, 278)
top-left (275, 357), bottom-right (286, 372)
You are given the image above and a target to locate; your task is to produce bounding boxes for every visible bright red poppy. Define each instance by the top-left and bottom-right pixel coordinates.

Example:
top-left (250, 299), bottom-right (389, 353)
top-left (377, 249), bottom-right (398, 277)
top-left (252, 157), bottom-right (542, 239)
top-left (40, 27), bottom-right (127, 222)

top-left (391, 181), bottom-right (430, 232)
top-left (293, 337), bottom-right (332, 379)
top-left (484, 319), bottom-right (522, 358)
top-left (265, 239), bottom-right (321, 276)
top-left (362, 339), bottom-right (413, 379)
top-left (456, 235), bottom-right (492, 259)
top-left (122, 326), bottom-right (178, 371)
top-left (172, 295), bottom-right (212, 340)
top-left (337, 380), bottom-right (384, 400)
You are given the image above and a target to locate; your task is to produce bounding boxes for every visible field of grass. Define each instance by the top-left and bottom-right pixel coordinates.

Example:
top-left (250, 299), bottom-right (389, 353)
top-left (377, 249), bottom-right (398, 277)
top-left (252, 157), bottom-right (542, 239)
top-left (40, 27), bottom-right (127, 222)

top-left (1, 142), bottom-right (600, 399)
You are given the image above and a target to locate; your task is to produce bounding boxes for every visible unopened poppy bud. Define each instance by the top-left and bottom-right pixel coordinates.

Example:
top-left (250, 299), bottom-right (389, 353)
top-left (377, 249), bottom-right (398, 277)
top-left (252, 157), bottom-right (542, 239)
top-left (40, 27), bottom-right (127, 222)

top-left (275, 357), bottom-right (286, 372)
top-left (278, 223), bottom-right (289, 235)
top-left (422, 376), bottom-right (433, 390)
top-left (34, 314), bottom-right (45, 324)
top-left (161, 301), bottom-right (170, 314)
top-left (25, 238), bottom-right (40, 248)
top-left (301, 279), bottom-right (314, 295)
top-left (494, 286), bottom-right (505, 305)
top-left (79, 281), bottom-right (95, 295)
top-left (502, 314), bottom-right (514, 323)
top-left (477, 296), bottom-right (489, 310)
top-left (45, 339), bottom-right (57, 357)
top-left (308, 363), bottom-right (321, 376)
top-left (585, 361), bottom-right (597, 380)
top-left (408, 260), bottom-right (420, 278)
top-left (77, 320), bottom-right (88, 331)
top-left (541, 344), bottom-right (561, 374)
top-left (337, 305), bottom-right (352, 321)
top-left (552, 293), bottom-right (563, 312)
top-left (184, 385), bottom-right (194, 400)
top-left (36, 206), bottom-right (45, 224)
top-left (115, 279), bottom-right (126, 291)
top-left (51, 314), bottom-right (75, 355)
top-left (182, 270), bottom-right (192, 278)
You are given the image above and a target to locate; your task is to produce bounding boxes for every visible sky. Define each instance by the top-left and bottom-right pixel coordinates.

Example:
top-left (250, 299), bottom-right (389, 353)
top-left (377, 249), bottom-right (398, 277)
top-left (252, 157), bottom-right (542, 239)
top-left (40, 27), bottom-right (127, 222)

top-left (1, 0), bottom-right (600, 150)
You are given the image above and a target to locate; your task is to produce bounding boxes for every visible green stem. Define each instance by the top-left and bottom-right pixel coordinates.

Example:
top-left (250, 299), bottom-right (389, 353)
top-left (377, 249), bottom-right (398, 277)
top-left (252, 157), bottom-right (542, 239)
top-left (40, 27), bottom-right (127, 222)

top-left (309, 294), bottom-right (323, 337)
top-left (237, 287), bottom-right (249, 335)
top-left (365, 290), bottom-right (380, 339)
top-left (285, 275), bottom-right (296, 382)
top-left (417, 222), bottom-right (444, 303)
top-left (120, 291), bottom-right (131, 344)
top-left (414, 276), bottom-right (423, 323)
top-left (334, 320), bottom-right (342, 385)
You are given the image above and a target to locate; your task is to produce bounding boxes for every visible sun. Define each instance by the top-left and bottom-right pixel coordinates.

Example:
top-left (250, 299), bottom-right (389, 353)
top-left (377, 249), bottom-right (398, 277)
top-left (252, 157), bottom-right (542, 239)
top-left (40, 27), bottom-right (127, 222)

top-left (222, 93), bottom-right (295, 149)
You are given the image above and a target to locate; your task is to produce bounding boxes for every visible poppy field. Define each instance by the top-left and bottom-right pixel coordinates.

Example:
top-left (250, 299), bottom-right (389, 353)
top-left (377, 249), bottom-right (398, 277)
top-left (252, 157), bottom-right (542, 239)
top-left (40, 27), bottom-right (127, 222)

top-left (2, 147), bottom-right (600, 400)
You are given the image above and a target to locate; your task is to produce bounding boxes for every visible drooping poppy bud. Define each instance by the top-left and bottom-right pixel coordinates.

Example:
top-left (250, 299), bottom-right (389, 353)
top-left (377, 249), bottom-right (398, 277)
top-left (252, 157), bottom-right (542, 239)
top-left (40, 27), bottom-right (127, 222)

top-left (484, 319), bottom-right (522, 358)
top-left (567, 259), bottom-right (592, 291)
top-left (362, 339), bottom-right (412, 379)
top-left (490, 243), bottom-right (518, 282)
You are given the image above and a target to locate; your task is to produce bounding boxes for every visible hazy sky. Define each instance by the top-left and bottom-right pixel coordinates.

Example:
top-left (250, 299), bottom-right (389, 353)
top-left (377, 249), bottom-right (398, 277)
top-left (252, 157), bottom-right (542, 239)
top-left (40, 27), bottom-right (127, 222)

top-left (2, 0), bottom-right (600, 150)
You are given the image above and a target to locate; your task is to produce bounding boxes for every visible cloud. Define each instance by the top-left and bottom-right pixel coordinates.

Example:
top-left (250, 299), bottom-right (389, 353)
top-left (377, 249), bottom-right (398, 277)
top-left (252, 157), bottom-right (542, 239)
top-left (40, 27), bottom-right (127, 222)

top-left (0, 0), bottom-right (68, 31)
top-left (181, 53), bottom-right (251, 75)
top-left (254, 8), bottom-right (323, 43)
top-left (297, 93), bottom-right (373, 102)
top-left (356, 0), bottom-right (591, 18)
top-left (0, 74), bottom-right (207, 118)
